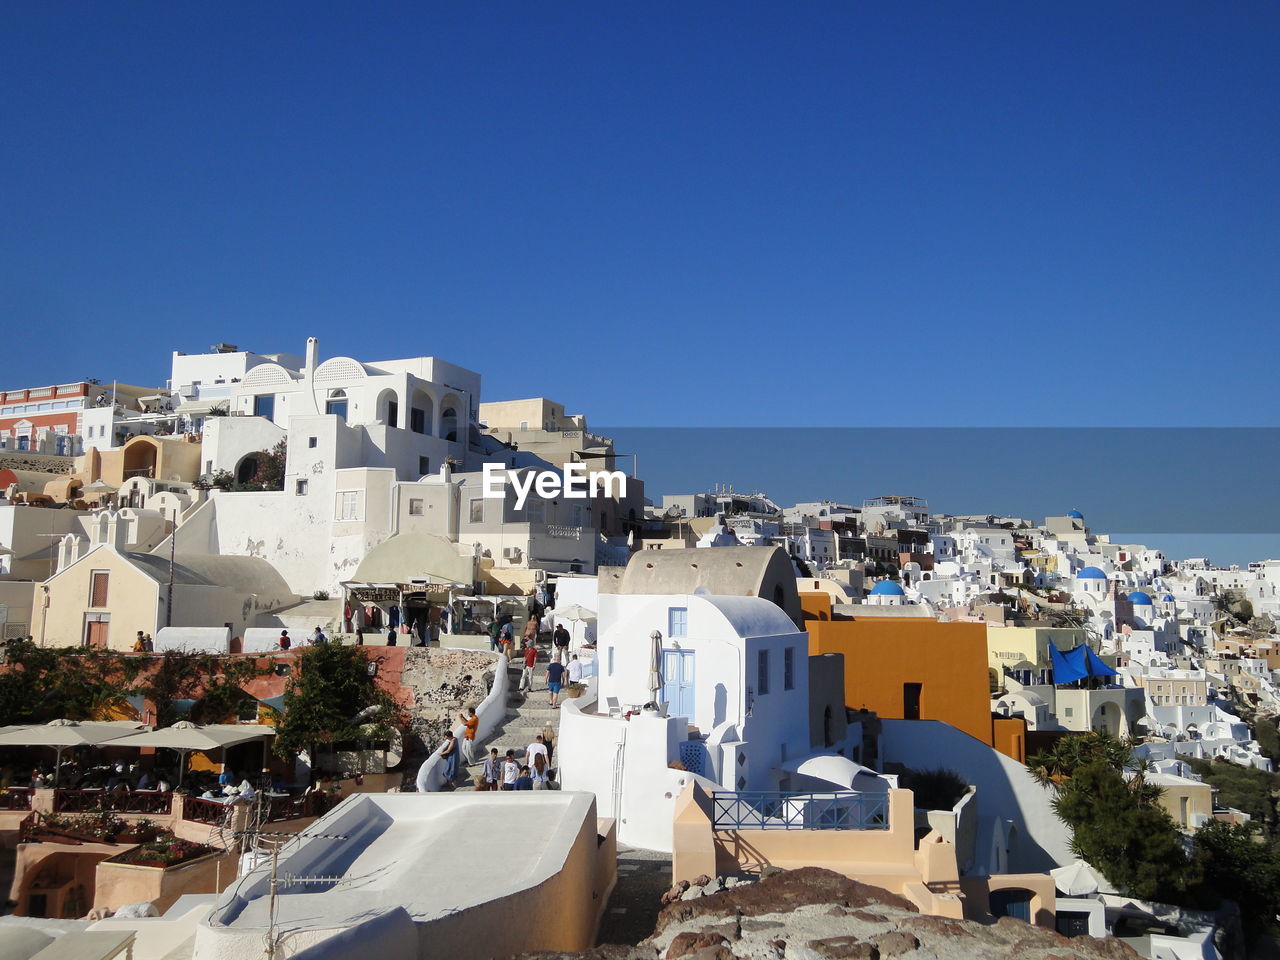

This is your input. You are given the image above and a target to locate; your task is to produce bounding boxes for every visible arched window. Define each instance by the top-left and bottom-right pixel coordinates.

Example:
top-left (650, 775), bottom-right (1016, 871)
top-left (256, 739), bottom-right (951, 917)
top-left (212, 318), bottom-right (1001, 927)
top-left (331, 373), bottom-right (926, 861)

top-left (772, 584), bottom-right (785, 609)
top-left (440, 405), bottom-right (459, 442)
top-left (326, 389), bottom-right (348, 420)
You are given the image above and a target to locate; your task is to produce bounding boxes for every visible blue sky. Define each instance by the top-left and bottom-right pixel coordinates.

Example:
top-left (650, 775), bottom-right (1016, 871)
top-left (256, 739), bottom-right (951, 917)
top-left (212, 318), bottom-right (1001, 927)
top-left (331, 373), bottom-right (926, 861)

top-left (3, 2), bottom-right (1278, 428)
top-left (2, 5), bottom-right (1278, 562)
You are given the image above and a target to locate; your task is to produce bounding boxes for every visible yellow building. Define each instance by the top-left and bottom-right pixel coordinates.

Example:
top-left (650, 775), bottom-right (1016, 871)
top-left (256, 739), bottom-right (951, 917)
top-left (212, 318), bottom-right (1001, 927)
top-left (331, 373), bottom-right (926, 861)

top-left (986, 625), bottom-right (1087, 690)
top-left (35, 543), bottom-right (297, 649)
top-left (76, 435), bottom-right (203, 488)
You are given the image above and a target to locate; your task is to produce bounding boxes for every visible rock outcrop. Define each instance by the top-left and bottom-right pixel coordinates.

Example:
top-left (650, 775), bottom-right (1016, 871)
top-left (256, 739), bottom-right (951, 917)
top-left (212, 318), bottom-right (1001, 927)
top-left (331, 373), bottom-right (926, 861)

top-left (520, 867), bottom-right (1140, 960)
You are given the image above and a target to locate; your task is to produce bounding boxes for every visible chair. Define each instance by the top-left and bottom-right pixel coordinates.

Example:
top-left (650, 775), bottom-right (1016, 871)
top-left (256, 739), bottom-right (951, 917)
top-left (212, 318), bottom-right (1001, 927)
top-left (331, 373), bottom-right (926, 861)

top-left (604, 696), bottom-right (621, 717)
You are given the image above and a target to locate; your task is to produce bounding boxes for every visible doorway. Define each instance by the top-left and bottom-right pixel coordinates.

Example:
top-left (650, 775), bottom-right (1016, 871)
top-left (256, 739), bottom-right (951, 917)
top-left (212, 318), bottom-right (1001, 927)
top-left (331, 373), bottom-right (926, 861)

top-left (903, 682), bottom-right (922, 720)
top-left (662, 649), bottom-right (695, 719)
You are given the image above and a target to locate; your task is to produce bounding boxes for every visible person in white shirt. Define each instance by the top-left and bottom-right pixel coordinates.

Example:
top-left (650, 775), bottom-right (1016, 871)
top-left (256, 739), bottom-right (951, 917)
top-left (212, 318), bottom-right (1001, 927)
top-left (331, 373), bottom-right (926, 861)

top-left (501, 751), bottom-right (520, 791)
top-left (525, 735), bottom-right (548, 772)
top-left (567, 655), bottom-right (583, 684)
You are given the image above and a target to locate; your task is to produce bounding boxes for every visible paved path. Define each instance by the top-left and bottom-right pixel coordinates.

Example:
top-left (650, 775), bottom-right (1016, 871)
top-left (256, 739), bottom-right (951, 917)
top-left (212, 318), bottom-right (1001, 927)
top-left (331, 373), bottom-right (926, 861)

top-left (596, 845), bottom-right (672, 946)
top-left (453, 650), bottom-right (562, 790)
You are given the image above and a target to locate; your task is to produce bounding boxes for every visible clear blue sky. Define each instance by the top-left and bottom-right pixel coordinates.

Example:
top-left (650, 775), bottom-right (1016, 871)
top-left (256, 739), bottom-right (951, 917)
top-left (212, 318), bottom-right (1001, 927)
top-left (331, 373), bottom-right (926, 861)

top-left (3, 2), bottom-right (1278, 428)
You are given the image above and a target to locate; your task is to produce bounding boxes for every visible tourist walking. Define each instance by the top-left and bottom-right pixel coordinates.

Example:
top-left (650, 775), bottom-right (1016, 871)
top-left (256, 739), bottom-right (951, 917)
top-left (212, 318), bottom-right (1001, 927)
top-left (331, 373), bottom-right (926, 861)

top-left (499, 620), bottom-right (515, 659)
top-left (522, 615), bottom-right (539, 651)
top-left (520, 642), bottom-right (538, 692)
top-left (525, 734), bottom-right (548, 772)
top-left (531, 752), bottom-right (549, 789)
top-left (501, 750), bottom-right (519, 790)
top-left (546, 659), bottom-right (566, 708)
top-left (487, 619), bottom-right (502, 652)
top-left (514, 766), bottom-right (534, 791)
top-left (459, 707), bottom-right (479, 764)
top-left (440, 730), bottom-right (459, 785)
top-left (567, 654), bottom-right (583, 685)
top-left (553, 624), bottom-right (571, 665)
top-left (481, 748), bottom-right (501, 791)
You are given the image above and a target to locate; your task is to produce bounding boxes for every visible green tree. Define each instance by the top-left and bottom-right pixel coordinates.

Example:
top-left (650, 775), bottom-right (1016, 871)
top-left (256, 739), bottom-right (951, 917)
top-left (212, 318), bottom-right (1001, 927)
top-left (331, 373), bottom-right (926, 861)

top-left (0, 642), bottom-right (138, 723)
top-left (1027, 730), bottom-right (1134, 787)
top-left (272, 643), bottom-right (402, 777)
top-left (1193, 821), bottom-right (1280, 935)
top-left (127, 652), bottom-right (263, 727)
top-left (1053, 761), bottom-right (1198, 902)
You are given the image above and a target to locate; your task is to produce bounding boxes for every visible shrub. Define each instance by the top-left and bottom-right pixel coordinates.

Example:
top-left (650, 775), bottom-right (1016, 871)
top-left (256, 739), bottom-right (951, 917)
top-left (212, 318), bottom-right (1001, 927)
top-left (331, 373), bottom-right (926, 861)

top-left (899, 767), bottom-right (968, 811)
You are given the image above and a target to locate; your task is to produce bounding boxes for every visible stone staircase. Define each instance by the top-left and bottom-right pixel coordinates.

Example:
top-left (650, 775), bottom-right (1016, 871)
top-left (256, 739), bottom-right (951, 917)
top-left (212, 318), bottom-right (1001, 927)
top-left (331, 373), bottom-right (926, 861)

top-left (453, 658), bottom-right (563, 790)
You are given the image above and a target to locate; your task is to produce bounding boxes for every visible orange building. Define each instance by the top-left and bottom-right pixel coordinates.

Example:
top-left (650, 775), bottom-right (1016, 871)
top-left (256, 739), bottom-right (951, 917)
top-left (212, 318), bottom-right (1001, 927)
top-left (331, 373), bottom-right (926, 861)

top-left (801, 592), bottom-right (1026, 762)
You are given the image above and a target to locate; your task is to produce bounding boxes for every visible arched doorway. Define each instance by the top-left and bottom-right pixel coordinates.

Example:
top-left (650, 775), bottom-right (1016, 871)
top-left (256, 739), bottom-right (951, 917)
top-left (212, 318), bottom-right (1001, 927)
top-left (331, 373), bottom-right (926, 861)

top-left (122, 438), bottom-right (159, 480)
top-left (235, 454), bottom-right (260, 486)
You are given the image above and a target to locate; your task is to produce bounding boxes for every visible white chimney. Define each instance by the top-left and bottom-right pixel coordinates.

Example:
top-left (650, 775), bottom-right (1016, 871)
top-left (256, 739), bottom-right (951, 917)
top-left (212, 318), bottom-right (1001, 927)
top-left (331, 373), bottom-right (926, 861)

top-left (305, 337), bottom-right (320, 375)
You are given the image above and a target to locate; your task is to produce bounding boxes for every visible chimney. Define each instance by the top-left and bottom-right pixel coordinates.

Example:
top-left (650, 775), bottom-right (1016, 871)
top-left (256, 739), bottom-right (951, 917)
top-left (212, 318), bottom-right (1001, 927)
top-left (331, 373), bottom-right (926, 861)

top-left (305, 337), bottom-right (320, 375)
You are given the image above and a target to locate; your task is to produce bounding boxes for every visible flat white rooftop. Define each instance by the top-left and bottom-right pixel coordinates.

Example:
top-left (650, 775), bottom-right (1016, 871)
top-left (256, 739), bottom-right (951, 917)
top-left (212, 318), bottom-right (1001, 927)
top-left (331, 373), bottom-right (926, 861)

top-left (207, 791), bottom-right (596, 936)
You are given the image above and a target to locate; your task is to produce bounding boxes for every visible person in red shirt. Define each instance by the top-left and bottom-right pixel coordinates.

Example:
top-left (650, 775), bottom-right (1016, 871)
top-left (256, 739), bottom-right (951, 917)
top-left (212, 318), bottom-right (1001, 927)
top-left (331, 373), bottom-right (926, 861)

top-left (459, 707), bottom-right (480, 765)
top-left (520, 643), bottom-right (538, 693)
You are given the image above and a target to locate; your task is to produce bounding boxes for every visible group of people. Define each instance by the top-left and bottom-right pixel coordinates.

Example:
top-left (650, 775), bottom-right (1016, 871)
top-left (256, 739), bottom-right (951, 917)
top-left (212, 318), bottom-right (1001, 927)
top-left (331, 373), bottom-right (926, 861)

top-left (277, 626), bottom-right (330, 650)
top-left (131, 631), bottom-right (155, 652)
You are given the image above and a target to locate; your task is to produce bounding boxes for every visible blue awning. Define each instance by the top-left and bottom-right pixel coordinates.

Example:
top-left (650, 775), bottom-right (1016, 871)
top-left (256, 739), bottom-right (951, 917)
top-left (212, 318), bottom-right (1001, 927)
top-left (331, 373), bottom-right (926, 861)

top-left (1050, 644), bottom-right (1117, 684)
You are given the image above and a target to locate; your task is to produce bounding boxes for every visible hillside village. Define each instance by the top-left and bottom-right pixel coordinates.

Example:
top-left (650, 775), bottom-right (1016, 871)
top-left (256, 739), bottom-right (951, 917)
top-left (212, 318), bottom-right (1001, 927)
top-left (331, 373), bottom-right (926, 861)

top-left (2, 340), bottom-right (1280, 960)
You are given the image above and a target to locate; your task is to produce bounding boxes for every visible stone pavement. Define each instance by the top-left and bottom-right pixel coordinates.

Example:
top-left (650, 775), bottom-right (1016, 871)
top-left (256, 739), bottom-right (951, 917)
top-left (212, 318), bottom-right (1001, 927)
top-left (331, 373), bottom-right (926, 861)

top-left (596, 845), bottom-right (672, 946)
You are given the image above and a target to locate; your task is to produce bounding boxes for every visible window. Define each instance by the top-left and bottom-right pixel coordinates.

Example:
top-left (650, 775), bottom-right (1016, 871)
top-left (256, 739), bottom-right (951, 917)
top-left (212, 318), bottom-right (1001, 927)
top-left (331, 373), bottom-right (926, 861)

top-left (418, 456), bottom-right (429, 475)
top-left (469, 499), bottom-right (484, 523)
top-left (519, 420), bottom-right (529, 431)
top-left (237, 699), bottom-right (259, 723)
top-left (325, 393), bottom-right (348, 419)
top-left (308, 437), bottom-right (318, 449)
top-left (409, 498), bottom-right (424, 516)
top-left (386, 399), bottom-right (398, 428)
top-left (336, 490), bottom-right (361, 521)
top-left (295, 480), bottom-right (308, 495)
top-left (784, 647), bottom-right (795, 690)
top-left (758, 649), bottom-right (770, 695)
top-left (89, 571), bottom-right (109, 607)
top-left (668, 607), bottom-right (688, 638)
top-left (410, 408), bottom-right (426, 434)
top-left (253, 395), bottom-right (275, 419)
top-left (1064, 706), bottom-right (1074, 717)
top-left (608, 647), bottom-right (615, 676)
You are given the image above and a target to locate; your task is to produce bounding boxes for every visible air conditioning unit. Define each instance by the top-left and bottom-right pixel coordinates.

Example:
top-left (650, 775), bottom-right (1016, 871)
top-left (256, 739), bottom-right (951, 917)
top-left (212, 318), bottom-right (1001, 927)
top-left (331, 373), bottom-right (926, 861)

top-left (178, 384), bottom-right (197, 398)
top-left (503, 546), bottom-right (523, 561)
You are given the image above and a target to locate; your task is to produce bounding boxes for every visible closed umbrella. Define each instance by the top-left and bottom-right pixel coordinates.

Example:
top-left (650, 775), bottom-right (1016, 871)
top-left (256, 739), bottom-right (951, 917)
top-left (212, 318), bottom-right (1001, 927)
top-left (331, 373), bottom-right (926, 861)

top-left (648, 630), bottom-right (663, 702)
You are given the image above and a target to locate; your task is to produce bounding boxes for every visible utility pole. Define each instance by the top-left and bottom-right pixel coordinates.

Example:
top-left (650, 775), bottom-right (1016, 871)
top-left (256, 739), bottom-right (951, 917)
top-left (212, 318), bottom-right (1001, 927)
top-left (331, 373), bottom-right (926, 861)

top-left (166, 506), bottom-right (177, 627)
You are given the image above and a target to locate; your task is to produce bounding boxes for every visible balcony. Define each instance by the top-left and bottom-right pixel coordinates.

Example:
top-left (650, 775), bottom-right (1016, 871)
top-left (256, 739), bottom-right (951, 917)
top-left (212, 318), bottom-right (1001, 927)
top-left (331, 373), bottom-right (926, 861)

top-left (711, 791), bottom-right (890, 831)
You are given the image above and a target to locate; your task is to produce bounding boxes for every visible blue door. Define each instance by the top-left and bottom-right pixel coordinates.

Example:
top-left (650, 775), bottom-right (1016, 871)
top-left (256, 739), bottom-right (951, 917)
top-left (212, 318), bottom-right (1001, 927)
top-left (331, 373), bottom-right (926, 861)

top-left (662, 649), bottom-right (695, 719)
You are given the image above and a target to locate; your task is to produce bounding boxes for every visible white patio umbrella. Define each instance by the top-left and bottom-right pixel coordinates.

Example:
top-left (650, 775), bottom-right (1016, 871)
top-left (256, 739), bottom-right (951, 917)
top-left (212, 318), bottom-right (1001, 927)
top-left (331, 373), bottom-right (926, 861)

top-left (0, 719), bottom-right (148, 785)
top-left (547, 604), bottom-right (597, 623)
top-left (1050, 858), bottom-right (1108, 897)
top-left (109, 721), bottom-right (275, 787)
top-left (648, 630), bottom-right (663, 701)
top-left (81, 480), bottom-right (117, 495)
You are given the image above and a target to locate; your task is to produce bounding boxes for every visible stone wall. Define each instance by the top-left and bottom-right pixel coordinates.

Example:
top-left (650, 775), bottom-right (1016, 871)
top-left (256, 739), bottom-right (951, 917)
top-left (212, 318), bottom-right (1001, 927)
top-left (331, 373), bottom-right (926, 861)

top-left (0, 452), bottom-right (75, 475)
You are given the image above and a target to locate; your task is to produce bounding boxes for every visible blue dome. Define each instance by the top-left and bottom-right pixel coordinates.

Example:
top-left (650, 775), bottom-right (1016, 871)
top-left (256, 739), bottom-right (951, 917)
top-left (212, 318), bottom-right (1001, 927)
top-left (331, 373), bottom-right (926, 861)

top-left (1128, 591), bottom-right (1152, 605)
top-left (870, 580), bottom-right (905, 596)
top-left (1162, 594), bottom-right (1175, 602)
top-left (1067, 510), bottom-right (1085, 520)
top-left (1077, 566), bottom-right (1107, 579)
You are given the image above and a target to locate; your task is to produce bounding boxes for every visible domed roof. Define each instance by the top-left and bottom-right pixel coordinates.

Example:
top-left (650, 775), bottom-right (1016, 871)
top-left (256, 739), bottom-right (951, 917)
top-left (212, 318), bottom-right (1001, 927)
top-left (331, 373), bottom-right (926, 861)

top-left (1128, 591), bottom-right (1153, 605)
top-left (870, 579), bottom-right (905, 596)
top-left (1077, 566), bottom-right (1107, 579)
top-left (1067, 510), bottom-right (1085, 520)
top-left (1162, 594), bottom-right (1175, 602)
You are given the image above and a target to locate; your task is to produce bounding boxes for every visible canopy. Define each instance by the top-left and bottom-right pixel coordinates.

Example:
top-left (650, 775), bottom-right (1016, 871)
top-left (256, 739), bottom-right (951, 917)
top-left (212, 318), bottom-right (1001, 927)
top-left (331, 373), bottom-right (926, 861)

top-left (108, 721), bottom-right (275, 752)
top-left (0, 720), bottom-right (149, 786)
top-left (780, 754), bottom-right (878, 789)
top-left (1050, 858), bottom-right (1109, 897)
top-left (0, 719), bottom-right (147, 748)
top-left (108, 721), bottom-right (275, 787)
top-left (1050, 644), bottom-right (1118, 684)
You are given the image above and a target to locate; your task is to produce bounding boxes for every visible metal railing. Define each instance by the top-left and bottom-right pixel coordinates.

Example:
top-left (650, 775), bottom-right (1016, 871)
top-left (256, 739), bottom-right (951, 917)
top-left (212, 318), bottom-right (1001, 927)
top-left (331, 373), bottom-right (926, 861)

top-left (0, 788), bottom-right (33, 810)
top-left (711, 791), bottom-right (890, 831)
top-left (182, 796), bottom-right (232, 824)
top-left (53, 789), bottom-right (173, 815)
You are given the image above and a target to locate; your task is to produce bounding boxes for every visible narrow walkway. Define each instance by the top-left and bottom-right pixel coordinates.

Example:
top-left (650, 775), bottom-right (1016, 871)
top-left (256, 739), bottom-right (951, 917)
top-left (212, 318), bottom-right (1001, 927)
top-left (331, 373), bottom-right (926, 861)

top-left (453, 651), bottom-right (563, 790)
top-left (596, 845), bottom-right (672, 946)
